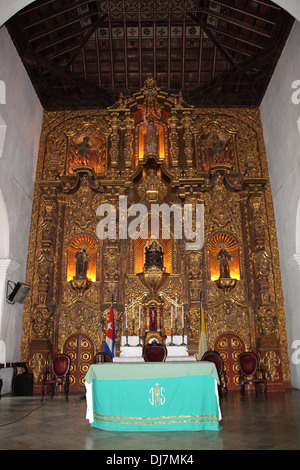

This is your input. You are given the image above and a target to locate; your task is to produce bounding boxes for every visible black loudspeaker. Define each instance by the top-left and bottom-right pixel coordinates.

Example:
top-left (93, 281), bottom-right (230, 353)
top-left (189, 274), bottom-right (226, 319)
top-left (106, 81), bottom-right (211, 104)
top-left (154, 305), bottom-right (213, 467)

top-left (14, 373), bottom-right (33, 396)
top-left (7, 282), bottom-right (31, 304)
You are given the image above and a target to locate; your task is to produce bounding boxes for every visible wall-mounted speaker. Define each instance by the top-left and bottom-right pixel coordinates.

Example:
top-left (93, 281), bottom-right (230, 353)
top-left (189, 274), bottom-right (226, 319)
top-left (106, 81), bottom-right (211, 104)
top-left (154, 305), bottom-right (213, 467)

top-left (7, 281), bottom-right (31, 304)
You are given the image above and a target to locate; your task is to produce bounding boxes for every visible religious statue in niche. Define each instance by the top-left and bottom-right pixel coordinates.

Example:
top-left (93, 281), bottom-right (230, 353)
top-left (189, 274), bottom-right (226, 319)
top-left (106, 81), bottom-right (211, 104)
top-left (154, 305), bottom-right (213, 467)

top-left (143, 110), bottom-right (160, 155)
top-left (68, 132), bottom-right (106, 174)
top-left (198, 132), bottom-right (233, 171)
top-left (209, 233), bottom-right (240, 282)
top-left (77, 137), bottom-right (91, 165)
top-left (217, 244), bottom-right (231, 279)
top-left (74, 248), bottom-right (89, 279)
top-left (144, 239), bottom-right (164, 269)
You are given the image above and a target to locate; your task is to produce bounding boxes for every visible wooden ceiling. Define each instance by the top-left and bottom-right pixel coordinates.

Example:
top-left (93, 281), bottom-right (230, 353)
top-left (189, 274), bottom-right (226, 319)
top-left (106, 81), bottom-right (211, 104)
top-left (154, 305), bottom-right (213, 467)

top-left (6, 0), bottom-right (294, 110)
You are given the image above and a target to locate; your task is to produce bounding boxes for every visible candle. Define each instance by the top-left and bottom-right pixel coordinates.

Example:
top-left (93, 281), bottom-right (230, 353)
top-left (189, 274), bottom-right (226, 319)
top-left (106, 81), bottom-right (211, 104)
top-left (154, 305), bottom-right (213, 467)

top-left (175, 294), bottom-right (177, 319)
top-left (171, 305), bottom-right (173, 329)
top-left (139, 303), bottom-right (141, 329)
top-left (132, 296), bottom-right (134, 319)
top-left (182, 304), bottom-right (184, 328)
top-left (125, 306), bottom-right (127, 329)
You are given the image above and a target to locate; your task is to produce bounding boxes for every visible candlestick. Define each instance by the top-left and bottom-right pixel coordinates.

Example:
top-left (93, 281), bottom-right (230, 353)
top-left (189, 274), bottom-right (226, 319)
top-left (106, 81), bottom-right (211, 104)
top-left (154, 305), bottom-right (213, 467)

top-left (132, 296), bottom-right (134, 319)
top-left (139, 303), bottom-right (141, 329)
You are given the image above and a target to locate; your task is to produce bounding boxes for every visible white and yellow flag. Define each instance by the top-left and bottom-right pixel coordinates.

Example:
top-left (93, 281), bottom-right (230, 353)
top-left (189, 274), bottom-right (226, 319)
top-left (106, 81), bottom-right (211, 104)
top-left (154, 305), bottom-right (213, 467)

top-left (198, 296), bottom-right (207, 360)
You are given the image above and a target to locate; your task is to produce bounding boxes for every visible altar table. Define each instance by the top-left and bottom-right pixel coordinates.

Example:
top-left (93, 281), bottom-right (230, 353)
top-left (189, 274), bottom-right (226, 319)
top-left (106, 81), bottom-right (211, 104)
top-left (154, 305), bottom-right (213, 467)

top-left (85, 362), bottom-right (222, 432)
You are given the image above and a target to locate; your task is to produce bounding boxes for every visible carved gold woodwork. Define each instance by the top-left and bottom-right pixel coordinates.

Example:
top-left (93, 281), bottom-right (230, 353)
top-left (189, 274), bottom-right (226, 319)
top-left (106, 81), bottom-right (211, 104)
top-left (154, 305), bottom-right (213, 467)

top-left (137, 265), bottom-right (169, 296)
top-left (28, 353), bottom-right (47, 384)
top-left (21, 80), bottom-right (291, 391)
top-left (262, 351), bottom-right (281, 382)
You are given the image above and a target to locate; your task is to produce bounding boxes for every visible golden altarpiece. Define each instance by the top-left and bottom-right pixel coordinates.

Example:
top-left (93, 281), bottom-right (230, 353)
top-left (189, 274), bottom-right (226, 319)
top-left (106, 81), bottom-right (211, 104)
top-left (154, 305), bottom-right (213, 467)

top-left (21, 78), bottom-right (291, 393)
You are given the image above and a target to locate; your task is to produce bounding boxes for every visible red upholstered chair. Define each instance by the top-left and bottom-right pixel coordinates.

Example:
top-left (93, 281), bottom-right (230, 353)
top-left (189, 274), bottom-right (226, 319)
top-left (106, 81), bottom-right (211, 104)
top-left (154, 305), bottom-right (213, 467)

top-left (93, 352), bottom-right (113, 363)
top-left (238, 351), bottom-right (267, 399)
top-left (41, 354), bottom-right (71, 402)
top-left (143, 341), bottom-right (167, 362)
top-left (201, 350), bottom-right (228, 397)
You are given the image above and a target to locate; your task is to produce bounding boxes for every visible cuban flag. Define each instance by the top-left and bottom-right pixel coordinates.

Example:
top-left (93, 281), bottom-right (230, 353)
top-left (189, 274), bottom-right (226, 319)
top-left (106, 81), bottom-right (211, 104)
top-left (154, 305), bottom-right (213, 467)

top-left (104, 304), bottom-right (115, 358)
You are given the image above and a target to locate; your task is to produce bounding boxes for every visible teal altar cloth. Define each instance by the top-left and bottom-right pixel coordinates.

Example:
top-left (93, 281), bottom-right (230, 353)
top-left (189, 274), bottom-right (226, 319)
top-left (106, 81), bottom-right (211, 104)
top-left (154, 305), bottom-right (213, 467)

top-left (85, 362), bottom-right (222, 432)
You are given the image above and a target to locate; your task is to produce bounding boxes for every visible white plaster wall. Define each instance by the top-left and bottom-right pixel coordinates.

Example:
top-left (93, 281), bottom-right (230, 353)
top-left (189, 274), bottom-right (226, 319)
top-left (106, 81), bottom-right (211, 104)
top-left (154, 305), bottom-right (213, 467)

top-left (0, 0), bottom-right (36, 26)
top-left (0, 26), bottom-right (43, 392)
top-left (260, 21), bottom-right (300, 389)
top-left (272, 0), bottom-right (300, 21)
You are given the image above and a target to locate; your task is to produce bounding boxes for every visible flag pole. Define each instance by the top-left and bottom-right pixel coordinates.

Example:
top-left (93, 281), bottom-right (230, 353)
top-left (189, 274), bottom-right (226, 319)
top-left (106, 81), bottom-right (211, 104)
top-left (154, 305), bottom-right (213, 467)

top-left (104, 294), bottom-right (115, 359)
top-left (200, 291), bottom-right (203, 341)
top-left (198, 291), bottom-right (207, 360)
top-left (200, 291), bottom-right (203, 323)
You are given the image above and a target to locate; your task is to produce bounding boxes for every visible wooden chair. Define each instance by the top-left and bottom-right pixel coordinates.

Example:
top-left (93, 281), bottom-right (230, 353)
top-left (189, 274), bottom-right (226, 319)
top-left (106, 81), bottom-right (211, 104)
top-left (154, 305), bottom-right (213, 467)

top-left (143, 341), bottom-right (167, 362)
top-left (201, 350), bottom-right (228, 398)
top-left (41, 354), bottom-right (71, 402)
top-left (238, 351), bottom-right (267, 399)
top-left (93, 351), bottom-right (113, 363)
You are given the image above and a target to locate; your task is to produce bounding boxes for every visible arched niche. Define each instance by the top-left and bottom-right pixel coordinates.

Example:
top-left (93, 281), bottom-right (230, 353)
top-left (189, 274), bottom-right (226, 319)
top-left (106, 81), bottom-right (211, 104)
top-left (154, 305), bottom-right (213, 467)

top-left (209, 232), bottom-right (240, 281)
top-left (134, 236), bottom-right (172, 274)
top-left (67, 234), bottom-right (97, 282)
top-left (137, 120), bottom-right (166, 164)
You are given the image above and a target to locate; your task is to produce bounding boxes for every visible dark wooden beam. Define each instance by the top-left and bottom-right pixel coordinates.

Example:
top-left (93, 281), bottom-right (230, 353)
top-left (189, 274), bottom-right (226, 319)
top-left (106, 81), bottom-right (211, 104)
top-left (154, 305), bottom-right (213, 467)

top-left (35, 23), bottom-right (94, 53)
top-left (188, 41), bottom-right (280, 100)
top-left (203, 23), bottom-right (265, 50)
top-left (28, 11), bottom-right (98, 43)
top-left (207, 0), bottom-right (278, 25)
top-left (23, 0), bottom-right (94, 29)
top-left (23, 48), bottom-right (113, 103)
top-left (197, 7), bottom-right (272, 38)
top-left (188, 12), bottom-right (235, 66)
top-left (18, 0), bottom-right (56, 15)
top-left (65, 14), bottom-right (107, 66)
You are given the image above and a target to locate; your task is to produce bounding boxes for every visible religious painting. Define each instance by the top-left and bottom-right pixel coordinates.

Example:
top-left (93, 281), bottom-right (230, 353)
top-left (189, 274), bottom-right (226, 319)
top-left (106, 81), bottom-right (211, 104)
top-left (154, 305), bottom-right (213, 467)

top-left (67, 125), bottom-right (107, 174)
top-left (196, 130), bottom-right (234, 171)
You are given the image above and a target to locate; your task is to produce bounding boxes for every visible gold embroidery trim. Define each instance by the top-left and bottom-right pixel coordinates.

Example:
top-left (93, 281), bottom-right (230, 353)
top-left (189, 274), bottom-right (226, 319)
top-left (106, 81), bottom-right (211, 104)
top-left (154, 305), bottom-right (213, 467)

top-left (93, 412), bottom-right (219, 424)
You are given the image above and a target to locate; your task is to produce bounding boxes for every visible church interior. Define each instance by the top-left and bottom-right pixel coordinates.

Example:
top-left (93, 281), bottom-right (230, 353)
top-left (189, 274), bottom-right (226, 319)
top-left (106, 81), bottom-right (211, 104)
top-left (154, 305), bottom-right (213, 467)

top-left (0, 0), bottom-right (300, 450)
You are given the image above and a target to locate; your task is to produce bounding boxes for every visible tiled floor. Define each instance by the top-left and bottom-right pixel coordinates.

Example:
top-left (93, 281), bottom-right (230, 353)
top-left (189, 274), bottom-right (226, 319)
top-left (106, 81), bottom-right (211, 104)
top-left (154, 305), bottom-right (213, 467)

top-left (0, 389), bottom-right (300, 451)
